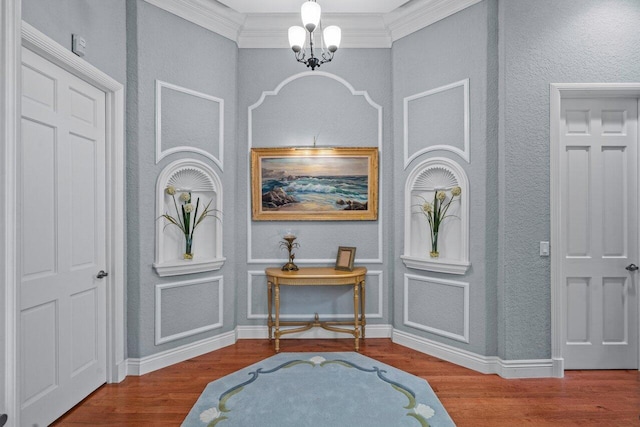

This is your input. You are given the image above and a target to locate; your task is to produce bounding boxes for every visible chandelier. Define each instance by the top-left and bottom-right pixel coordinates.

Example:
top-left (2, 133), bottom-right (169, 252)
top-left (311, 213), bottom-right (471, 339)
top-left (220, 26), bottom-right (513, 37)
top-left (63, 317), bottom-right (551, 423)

top-left (288, 0), bottom-right (341, 71)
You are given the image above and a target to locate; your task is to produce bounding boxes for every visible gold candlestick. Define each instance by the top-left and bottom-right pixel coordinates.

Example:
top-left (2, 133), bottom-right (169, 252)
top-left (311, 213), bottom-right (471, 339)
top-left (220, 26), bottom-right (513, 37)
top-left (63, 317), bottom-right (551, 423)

top-left (280, 234), bottom-right (300, 271)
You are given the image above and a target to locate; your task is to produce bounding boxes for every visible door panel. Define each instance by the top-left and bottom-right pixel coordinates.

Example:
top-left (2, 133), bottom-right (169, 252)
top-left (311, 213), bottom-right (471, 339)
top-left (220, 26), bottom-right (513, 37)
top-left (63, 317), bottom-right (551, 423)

top-left (561, 98), bottom-right (638, 369)
top-left (602, 277), bottom-right (627, 344)
top-left (70, 289), bottom-right (98, 373)
top-left (70, 133), bottom-right (97, 267)
top-left (21, 118), bottom-right (57, 278)
top-left (601, 147), bottom-right (627, 256)
top-left (20, 47), bottom-right (107, 426)
top-left (566, 277), bottom-right (590, 343)
top-left (565, 147), bottom-right (591, 256)
top-left (20, 302), bottom-right (58, 407)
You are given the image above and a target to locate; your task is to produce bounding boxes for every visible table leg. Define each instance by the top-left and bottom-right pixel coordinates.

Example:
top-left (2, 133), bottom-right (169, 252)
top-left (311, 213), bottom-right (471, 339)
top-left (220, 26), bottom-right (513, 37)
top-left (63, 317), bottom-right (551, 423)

top-left (353, 281), bottom-right (360, 351)
top-left (275, 283), bottom-right (281, 353)
top-left (267, 279), bottom-right (273, 341)
top-left (360, 279), bottom-right (366, 339)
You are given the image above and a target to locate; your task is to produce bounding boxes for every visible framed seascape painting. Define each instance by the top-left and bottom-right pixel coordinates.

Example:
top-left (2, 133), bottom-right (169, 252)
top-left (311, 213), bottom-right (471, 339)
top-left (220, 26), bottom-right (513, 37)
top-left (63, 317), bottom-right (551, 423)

top-left (251, 147), bottom-right (379, 221)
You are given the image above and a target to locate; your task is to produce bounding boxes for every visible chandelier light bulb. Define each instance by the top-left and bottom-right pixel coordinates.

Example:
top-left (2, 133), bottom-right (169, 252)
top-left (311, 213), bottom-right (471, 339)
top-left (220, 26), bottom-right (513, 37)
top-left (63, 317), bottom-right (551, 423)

top-left (301, 1), bottom-right (321, 33)
top-left (323, 25), bottom-right (341, 52)
top-left (288, 26), bottom-right (306, 52)
top-left (289, 0), bottom-right (340, 71)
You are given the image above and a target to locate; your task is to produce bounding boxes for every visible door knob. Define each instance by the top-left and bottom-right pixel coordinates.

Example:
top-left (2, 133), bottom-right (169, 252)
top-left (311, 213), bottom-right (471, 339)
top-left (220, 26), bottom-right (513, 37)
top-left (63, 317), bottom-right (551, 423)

top-left (96, 270), bottom-right (109, 279)
top-left (625, 263), bottom-right (638, 272)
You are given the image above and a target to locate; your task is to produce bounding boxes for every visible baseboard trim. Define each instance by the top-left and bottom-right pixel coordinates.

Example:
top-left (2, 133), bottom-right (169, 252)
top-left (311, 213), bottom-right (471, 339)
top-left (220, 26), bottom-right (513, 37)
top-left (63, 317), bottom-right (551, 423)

top-left (392, 329), bottom-right (554, 379)
top-left (125, 326), bottom-right (554, 379)
top-left (127, 331), bottom-right (236, 376)
top-left (552, 357), bottom-right (565, 378)
top-left (236, 324), bottom-right (393, 340)
top-left (113, 361), bottom-right (127, 383)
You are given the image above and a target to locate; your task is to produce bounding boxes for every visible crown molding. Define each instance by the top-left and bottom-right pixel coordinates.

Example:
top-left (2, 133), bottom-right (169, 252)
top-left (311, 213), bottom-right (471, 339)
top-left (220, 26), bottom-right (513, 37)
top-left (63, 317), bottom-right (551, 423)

top-left (238, 13), bottom-right (392, 48)
top-left (144, 0), bottom-right (481, 48)
top-left (385, 0), bottom-right (483, 41)
top-left (143, 0), bottom-right (244, 42)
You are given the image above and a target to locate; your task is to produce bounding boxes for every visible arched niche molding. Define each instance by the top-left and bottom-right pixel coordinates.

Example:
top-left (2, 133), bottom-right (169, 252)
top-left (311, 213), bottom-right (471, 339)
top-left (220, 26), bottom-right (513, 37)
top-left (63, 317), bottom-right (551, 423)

top-left (153, 159), bottom-right (225, 276)
top-left (401, 157), bottom-right (470, 275)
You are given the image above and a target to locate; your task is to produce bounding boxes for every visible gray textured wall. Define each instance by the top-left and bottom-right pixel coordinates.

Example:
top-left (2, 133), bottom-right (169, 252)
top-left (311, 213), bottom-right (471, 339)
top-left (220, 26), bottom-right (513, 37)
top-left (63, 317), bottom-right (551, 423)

top-left (392, 0), bottom-right (497, 356)
top-left (498, 0), bottom-right (640, 359)
top-left (126, 0), bottom-right (237, 358)
top-left (17, 0), bottom-right (640, 366)
top-left (22, 0), bottom-right (127, 84)
top-left (237, 48), bottom-right (393, 329)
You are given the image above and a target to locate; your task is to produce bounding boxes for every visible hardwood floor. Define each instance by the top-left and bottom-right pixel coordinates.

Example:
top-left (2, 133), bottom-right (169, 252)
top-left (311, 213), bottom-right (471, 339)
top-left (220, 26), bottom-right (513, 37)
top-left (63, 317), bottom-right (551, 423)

top-left (52, 339), bottom-right (640, 426)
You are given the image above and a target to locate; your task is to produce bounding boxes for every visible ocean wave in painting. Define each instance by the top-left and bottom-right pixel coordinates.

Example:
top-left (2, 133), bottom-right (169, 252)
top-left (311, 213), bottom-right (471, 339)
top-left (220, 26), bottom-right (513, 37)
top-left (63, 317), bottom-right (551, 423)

top-left (262, 176), bottom-right (368, 209)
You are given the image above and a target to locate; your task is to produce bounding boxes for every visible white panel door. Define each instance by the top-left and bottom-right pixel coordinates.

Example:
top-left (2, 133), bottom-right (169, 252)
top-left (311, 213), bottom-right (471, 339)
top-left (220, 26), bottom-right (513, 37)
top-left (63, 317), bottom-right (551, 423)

top-left (20, 47), bottom-right (107, 426)
top-left (561, 98), bottom-right (638, 369)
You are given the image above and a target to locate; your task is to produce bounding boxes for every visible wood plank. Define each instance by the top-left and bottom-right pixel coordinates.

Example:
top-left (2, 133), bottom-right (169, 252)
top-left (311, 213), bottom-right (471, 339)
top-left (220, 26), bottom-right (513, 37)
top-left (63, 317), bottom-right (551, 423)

top-left (52, 339), bottom-right (640, 426)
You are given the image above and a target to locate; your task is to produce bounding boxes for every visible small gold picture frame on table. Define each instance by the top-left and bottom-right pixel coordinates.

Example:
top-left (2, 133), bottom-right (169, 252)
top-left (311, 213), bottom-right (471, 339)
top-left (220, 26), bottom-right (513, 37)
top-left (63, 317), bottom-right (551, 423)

top-left (335, 246), bottom-right (356, 271)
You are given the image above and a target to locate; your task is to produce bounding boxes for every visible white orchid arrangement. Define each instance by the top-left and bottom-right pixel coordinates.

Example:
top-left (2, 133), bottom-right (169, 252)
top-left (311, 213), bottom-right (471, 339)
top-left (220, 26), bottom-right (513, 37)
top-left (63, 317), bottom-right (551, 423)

top-left (161, 186), bottom-right (217, 259)
top-left (416, 186), bottom-right (462, 257)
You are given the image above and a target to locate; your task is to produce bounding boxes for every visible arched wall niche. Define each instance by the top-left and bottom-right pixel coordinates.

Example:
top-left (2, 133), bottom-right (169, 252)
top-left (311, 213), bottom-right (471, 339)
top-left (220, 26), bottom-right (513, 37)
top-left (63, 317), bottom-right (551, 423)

top-left (401, 157), bottom-right (470, 275)
top-left (154, 159), bottom-right (225, 276)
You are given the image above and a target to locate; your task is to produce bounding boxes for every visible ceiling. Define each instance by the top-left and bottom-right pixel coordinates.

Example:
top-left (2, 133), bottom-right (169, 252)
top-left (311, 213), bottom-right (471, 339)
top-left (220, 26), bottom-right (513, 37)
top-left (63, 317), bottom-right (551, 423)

top-left (145, 0), bottom-right (483, 48)
top-left (215, 0), bottom-right (414, 15)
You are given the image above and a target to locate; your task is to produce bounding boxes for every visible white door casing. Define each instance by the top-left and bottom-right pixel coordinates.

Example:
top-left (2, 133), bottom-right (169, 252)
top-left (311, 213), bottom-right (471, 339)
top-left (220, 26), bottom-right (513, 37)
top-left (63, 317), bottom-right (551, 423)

top-left (1, 1), bottom-right (22, 422)
top-left (0, 22), bottom-right (126, 427)
top-left (552, 89), bottom-right (639, 373)
top-left (20, 46), bottom-right (108, 426)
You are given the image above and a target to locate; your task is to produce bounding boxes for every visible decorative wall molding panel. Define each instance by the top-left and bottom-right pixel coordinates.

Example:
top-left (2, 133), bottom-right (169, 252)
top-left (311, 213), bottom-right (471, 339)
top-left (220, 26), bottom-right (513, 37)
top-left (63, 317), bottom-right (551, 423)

top-left (247, 71), bottom-right (384, 265)
top-left (247, 71), bottom-right (382, 150)
top-left (154, 159), bottom-right (225, 276)
top-left (246, 270), bottom-right (384, 320)
top-left (401, 157), bottom-right (470, 274)
top-left (154, 276), bottom-right (224, 345)
top-left (155, 80), bottom-right (224, 169)
top-left (404, 79), bottom-right (470, 168)
top-left (403, 274), bottom-right (469, 343)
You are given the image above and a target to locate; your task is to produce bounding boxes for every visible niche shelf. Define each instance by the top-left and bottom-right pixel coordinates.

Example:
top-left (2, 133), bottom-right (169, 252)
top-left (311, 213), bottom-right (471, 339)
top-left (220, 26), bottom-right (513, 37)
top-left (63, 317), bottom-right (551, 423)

top-left (153, 159), bottom-right (225, 276)
top-left (401, 157), bottom-right (470, 275)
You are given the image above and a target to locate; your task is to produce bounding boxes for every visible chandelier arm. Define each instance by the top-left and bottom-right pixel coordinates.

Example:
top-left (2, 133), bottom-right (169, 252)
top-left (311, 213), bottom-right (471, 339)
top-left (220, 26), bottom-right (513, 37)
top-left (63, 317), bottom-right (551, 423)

top-left (320, 51), bottom-right (334, 62)
top-left (294, 50), bottom-right (306, 63)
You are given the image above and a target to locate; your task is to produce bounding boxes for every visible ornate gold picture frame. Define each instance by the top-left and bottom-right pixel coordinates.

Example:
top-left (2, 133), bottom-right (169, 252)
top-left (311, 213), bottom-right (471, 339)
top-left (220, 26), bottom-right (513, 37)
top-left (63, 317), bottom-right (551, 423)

top-left (251, 147), bottom-right (379, 221)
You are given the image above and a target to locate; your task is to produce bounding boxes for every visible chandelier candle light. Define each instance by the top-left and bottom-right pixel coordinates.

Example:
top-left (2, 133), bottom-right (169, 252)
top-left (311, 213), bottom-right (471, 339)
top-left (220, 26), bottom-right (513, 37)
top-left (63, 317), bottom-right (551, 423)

top-left (288, 0), bottom-right (341, 70)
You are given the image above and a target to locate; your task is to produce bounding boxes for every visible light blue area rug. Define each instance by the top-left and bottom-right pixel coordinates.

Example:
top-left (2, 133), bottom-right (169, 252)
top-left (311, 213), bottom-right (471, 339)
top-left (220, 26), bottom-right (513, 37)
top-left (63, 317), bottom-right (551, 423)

top-left (182, 352), bottom-right (455, 427)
